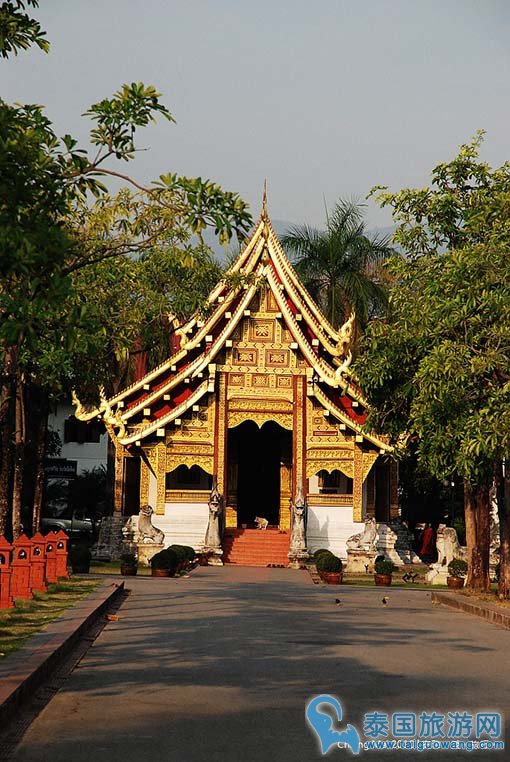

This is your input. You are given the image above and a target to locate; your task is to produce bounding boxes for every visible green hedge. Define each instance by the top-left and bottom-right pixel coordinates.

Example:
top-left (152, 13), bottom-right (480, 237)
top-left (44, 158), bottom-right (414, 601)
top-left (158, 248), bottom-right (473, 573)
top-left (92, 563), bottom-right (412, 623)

top-left (313, 548), bottom-right (334, 561)
top-left (316, 553), bottom-right (343, 573)
top-left (168, 545), bottom-right (195, 564)
top-left (151, 548), bottom-right (178, 570)
top-left (374, 559), bottom-right (395, 575)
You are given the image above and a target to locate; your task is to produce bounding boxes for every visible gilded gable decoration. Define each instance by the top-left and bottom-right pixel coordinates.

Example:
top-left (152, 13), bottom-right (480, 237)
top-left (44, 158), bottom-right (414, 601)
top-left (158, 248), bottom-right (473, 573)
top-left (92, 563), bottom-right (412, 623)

top-left (73, 195), bottom-right (395, 545)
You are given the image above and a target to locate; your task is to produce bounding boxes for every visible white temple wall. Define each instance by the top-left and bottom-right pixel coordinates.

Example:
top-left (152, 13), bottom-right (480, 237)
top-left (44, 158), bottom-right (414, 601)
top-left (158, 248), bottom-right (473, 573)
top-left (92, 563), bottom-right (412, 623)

top-left (307, 505), bottom-right (363, 560)
top-left (155, 502), bottom-right (210, 549)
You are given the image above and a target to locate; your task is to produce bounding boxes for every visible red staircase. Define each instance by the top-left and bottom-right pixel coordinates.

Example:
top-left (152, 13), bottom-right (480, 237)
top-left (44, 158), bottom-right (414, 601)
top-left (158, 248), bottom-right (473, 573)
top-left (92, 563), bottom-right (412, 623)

top-left (222, 528), bottom-right (291, 567)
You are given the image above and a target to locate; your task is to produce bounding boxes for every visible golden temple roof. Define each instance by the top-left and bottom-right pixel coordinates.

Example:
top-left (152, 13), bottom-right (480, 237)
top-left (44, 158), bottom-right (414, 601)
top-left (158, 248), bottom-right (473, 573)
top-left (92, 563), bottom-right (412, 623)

top-left (74, 201), bottom-right (390, 451)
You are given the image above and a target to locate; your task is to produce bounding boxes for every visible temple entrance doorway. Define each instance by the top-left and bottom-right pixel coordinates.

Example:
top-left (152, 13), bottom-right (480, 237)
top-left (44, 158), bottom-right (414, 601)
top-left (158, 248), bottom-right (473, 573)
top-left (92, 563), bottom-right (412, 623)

top-left (227, 420), bottom-right (292, 528)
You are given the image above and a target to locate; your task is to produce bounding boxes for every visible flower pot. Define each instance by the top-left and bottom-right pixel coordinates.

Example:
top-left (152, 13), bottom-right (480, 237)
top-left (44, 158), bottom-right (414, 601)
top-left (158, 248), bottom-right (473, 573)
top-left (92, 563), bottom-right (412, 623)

top-left (374, 574), bottom-right (392, 586)
top-left (151, 568), bottom-right (171, 577)
top-left (447, 576), bottom-right (464, 589)
top-left (120, 564), bottom-right (137, 576)
top-left (324, 572), bottom-right (342, 585)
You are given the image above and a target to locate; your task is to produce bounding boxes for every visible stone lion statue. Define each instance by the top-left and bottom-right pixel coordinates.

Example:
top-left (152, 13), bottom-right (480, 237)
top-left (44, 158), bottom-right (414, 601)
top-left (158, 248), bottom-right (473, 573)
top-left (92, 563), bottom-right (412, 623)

top-left (138, 504), bottom-right (165, 545)
top-left (346, 517), bottom-right (378, 551)
top-left (436, 525), bottom-right (466, 566)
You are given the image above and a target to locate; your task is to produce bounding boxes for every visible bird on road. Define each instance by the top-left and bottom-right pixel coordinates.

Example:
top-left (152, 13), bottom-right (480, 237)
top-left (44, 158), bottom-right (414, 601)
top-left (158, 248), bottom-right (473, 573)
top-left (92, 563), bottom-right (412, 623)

top-left (335, 598), bottom-right (341, 606)
top-left (382, 596), bottom-right (389, 606)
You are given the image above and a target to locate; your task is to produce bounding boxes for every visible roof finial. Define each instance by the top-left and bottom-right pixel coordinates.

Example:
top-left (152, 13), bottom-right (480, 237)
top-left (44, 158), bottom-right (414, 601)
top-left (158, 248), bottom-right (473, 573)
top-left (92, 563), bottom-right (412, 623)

top-left (262, 179), bottom-right (268, 218)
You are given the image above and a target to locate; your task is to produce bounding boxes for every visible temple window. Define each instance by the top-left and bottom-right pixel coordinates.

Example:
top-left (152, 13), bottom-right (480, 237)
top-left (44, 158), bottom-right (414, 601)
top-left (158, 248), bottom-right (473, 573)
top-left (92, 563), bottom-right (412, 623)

top-left (165, 465), bottom-right (212, 491)
top-left (64, 418), bottom-right (102, 444)
top-left (314, 469), bottom-right (353, 495)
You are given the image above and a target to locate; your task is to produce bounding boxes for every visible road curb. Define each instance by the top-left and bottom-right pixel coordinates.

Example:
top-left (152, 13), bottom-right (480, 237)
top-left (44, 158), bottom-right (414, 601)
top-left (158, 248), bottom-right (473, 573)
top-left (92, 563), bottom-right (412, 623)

top-left (0, 580), bottom-right (125, 728)
top-left (431, 590), bottom-right (510, 629)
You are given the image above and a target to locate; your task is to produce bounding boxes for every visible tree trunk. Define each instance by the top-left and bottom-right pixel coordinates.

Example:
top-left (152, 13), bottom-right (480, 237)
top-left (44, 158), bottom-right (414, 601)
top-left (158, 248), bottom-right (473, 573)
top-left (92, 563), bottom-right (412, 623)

top-left (465, 479), bottom-right (491, 592)
top-left (464, 482), bottom-right (477, 588)
top-left (12, 374), bottom-right (25, 540)
top-left (32, 388), bottom-right (49, 534)
top-left (0, 351), bottom-right (14, 536)
top-left (0, 409), bottom-right (11, 536)
top-left (495, 460), bottom-right (510, 599)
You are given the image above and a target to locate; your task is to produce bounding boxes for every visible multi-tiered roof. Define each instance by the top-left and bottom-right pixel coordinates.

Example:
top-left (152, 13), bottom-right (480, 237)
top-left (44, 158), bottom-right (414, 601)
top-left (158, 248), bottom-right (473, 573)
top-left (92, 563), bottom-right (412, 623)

top-left (74, 200), bottom-right (390, 452)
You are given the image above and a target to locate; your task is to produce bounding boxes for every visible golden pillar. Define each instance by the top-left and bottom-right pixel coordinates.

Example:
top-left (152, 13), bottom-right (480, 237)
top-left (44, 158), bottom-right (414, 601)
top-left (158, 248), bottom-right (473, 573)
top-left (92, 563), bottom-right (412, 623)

top-left (155, 442), bottom-right (166, 515)
top-left (216, 373), bottom-right (235, 524)
top-left (292, 376), bottom-right (306, 496)
top-left (139, 454), bottom-right (150, 506)
top-left (113, 447), bottom-right (124, 513)
top-left (353, 443), bottom-right (364, 522)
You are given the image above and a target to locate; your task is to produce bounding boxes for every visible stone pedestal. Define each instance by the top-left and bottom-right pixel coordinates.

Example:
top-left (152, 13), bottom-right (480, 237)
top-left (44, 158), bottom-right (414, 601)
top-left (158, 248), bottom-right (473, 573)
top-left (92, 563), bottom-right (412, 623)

top-left (137, 542), bottom-right (164, 567)
top-left (346, 548), bottom-right (378, 574)
top-left (204, 548), bottom-right (224, 566)
top-left (376, 523), bottom-right (402, 566)
top-left (288, 550), bottom-right (309, 569)
top-left (425, 563), bottom-right (449, 585)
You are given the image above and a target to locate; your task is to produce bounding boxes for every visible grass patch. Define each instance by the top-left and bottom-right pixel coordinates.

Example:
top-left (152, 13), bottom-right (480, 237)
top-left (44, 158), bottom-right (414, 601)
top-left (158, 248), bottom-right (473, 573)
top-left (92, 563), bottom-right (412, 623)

top-left (340, 579), bottom-right (449, 590)
top-left (457, 589), bottom-right (510, 608)
top-left (0, 579), bottom-right (100, 658)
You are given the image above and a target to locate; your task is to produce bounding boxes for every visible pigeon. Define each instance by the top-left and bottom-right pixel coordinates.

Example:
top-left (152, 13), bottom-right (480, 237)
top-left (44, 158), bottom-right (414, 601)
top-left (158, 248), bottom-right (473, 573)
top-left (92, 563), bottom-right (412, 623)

top-left (381, 596), bottom-right (389, 606)
top-left (335, 598), bottom-right (342, 606)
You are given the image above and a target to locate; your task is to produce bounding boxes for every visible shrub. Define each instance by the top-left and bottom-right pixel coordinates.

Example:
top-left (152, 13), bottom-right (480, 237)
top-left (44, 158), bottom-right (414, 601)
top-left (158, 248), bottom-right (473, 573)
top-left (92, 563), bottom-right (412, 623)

top-left (448, 559), bottom-right (468, 578)
top-left (169, 545), bottom-right (195, 564)
top-left (151, 548), bottom-right (178, 571)
top-left (314, 548), bottom-right (334, 561)
top-left (316, 553), bottom-right (342, 573)
top-left (181, 545), bottom-right (196, 562)
top-left (374, 559), bottom-right (395, 576)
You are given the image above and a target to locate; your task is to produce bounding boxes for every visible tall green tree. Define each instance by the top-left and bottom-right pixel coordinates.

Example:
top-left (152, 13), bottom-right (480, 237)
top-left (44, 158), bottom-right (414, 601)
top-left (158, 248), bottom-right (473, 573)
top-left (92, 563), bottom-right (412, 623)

top-left (0, 4), bottom-right (252, 537)
top-left (0, 1), bottom-right (48, 58)
top-left (280, 198), bottom-right (394, 330)
top-left (357, 135), bottom-right (510, 596)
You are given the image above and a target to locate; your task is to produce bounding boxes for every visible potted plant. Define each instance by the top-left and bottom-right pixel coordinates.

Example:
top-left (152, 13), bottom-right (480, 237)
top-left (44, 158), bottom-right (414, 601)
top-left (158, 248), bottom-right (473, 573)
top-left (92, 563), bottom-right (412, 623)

top-left (69, 544), bottom-right (92, 574)
top-left (120, 552), bottom-right (138, 576)
top-left (316, 553), bottom-right (343, 584)
top-left (447, 559), bottom-right (467, 589)
top-left (151, 548), bottom-right (178, 577)
top-left (313, 549), bottom-right (334, 579)
top-left (374, 558), bottom-right (395, 586)
top-left (169, 544), bottom-right (196, 572)
top-left (180, 545), bottom-right (197, 569)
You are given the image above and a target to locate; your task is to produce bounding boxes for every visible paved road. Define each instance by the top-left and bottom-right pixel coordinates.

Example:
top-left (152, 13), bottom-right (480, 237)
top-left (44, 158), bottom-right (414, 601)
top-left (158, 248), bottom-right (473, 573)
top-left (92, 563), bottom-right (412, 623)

top-left (11, 567), bottom-right (509, 761)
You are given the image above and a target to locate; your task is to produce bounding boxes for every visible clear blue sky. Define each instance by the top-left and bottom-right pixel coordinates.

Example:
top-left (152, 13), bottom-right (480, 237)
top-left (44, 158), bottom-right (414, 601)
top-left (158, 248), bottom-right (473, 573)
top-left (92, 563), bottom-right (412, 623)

top-left (2, 0), bottom-right (509, 229)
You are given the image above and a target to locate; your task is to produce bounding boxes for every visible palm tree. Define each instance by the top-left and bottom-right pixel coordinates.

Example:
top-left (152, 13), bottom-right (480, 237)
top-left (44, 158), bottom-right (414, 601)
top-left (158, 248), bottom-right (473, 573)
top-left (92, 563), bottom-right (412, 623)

top-left (281, 198), bottom-right (395, 330)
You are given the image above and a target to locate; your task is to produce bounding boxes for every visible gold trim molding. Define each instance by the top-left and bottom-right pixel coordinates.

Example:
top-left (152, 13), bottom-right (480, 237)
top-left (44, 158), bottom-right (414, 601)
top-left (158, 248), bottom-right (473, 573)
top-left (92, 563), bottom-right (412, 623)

top-left (165, 490), bottom-right (210, 503)
top-left (166, 454), bottom-right (214, 473)
top-left (307, 494), bottom-right (353, 507)
top-left (227, 410), bottom-right (293, 430)
top-left (306, 460), bottom-right (354, 479)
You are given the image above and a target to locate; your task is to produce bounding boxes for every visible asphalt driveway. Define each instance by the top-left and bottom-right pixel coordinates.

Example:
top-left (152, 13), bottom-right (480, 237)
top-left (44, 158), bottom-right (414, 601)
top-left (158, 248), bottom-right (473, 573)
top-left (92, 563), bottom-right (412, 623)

top-left (11, 566), bottom-right (509, 761)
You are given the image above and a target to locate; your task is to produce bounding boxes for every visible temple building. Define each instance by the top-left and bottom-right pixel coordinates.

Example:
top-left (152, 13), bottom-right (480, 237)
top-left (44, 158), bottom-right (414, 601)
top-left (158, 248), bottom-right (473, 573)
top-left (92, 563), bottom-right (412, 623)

top-left (74, 200), bottom-right (397, 565)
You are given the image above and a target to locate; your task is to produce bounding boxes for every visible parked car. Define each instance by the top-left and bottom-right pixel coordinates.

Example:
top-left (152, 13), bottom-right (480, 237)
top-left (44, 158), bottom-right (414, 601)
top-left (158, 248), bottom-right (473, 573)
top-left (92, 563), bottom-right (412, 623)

top-left (41, 508), bottom-right (98, 538)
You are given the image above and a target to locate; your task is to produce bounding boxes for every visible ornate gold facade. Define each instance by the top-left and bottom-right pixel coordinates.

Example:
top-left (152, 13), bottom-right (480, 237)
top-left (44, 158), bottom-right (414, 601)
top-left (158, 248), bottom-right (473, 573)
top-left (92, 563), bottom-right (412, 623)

top-left (76, 201), bottom-right (395, 533)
